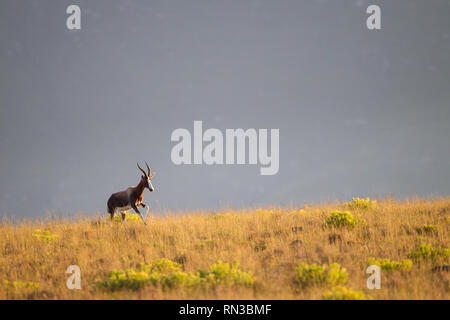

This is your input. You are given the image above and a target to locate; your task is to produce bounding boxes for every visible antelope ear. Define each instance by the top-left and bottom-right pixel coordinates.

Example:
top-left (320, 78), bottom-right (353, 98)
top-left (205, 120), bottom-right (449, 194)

top-left (151, 172), bottom-right (156, 177)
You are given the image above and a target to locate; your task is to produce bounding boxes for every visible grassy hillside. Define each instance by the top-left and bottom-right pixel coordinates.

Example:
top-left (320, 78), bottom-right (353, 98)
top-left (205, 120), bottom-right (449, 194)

top-left (0, 197), bottom-right (449, 300)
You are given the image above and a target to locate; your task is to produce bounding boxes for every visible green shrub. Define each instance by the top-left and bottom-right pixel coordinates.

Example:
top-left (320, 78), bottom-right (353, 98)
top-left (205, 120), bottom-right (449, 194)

top-left (346, 197), bottom-right (377, 210)
top-left (408, 243), bottom-right (449, 262)
top-left (209, 260), bottom-right (255, 286)
top-left (367, 258), bottom-right (412, 271)
top-left (140, 258), bottom-right (183, 273)
top-left (97, 258), bottom-right (255, 291)
top-left (415, 225), bottom-right (438, 235)
top-left (255, 208), bottom-right (276, 216)
top-left (293, 263), bottom-right (348, 288)
top-left (3, 280), bottom-right (40, 291)
top-left (326, 211), bottom-right (366, 229)
top-left (323, 286), bottom-right (371, 300)
top-left (32, 229), bottom-right (59, 242)
top-left (113, 210), bottom-right (143, 223)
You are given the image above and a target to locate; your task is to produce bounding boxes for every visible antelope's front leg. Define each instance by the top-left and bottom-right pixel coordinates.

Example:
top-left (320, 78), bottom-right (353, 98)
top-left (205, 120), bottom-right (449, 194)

top-left (140, 202), bottom-right (150, 217)
top-left (132, 203), bottom-right (147, 225)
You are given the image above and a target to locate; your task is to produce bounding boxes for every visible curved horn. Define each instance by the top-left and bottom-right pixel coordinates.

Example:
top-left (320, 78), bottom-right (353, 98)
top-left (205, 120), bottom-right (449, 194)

top-left (137, 162), bottom-right (147, 177)
top-left (145, 161), bottom-right (151, 176)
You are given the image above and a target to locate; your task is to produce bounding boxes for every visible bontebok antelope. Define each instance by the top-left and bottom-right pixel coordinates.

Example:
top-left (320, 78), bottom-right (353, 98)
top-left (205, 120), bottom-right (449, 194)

top-left (107, 162), bottom-right (155, 225)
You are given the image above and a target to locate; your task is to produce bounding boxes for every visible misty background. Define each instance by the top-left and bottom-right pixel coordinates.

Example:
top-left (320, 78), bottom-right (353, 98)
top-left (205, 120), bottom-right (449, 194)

top-left (1, 0), bottom-right (449, 218)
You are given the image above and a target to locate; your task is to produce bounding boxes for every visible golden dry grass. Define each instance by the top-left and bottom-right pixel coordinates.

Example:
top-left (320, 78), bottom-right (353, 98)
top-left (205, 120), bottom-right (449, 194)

top-left (0, 197), bottom-right (449, 300)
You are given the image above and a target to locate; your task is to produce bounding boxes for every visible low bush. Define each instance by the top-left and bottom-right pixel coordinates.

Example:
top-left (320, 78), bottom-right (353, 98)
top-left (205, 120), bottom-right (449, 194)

top-left (367, 258), bottom-right (412, 271)
top-left (97, 259), bottom-right (255, 291)
top-left (323, 286), bottom-right (371, 300)
top-left (113, 210), bottom-right (143, 223)
top-left (32, 229), bottom-right (59, 242)
top-left (293, 263), bottom-right (348, 288)
top-left (415, 225), bottom-right (438, 235)
top-left (408, 243), bottom-right (449, 262)
top-left (346, 197), bottom-right (377, 210)
top-left (3, 280), bottom-right (40, 291)
top-left (326, 211), bottom-right (366, 229)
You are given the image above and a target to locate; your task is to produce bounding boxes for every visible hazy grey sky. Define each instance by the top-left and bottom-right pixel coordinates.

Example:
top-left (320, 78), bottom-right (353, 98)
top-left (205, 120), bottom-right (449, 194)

top-left (1, 0), bottom-right (449, 218)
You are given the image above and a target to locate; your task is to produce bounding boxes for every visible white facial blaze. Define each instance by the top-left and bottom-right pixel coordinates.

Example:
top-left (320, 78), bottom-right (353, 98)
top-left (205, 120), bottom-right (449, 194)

top-left (148, 178), bottom-right (154, 191)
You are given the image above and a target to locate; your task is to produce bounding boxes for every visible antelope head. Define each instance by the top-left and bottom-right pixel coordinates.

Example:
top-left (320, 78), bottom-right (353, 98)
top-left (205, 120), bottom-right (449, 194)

top-left (137, 162), bottom-right (155, 192)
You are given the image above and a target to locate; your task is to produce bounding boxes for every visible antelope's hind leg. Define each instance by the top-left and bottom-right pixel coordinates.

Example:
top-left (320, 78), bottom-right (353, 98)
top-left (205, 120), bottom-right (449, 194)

top-left (108, 207), bottom-right (115, 224)
top-left (121, 211), bottom-right (127, 224)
